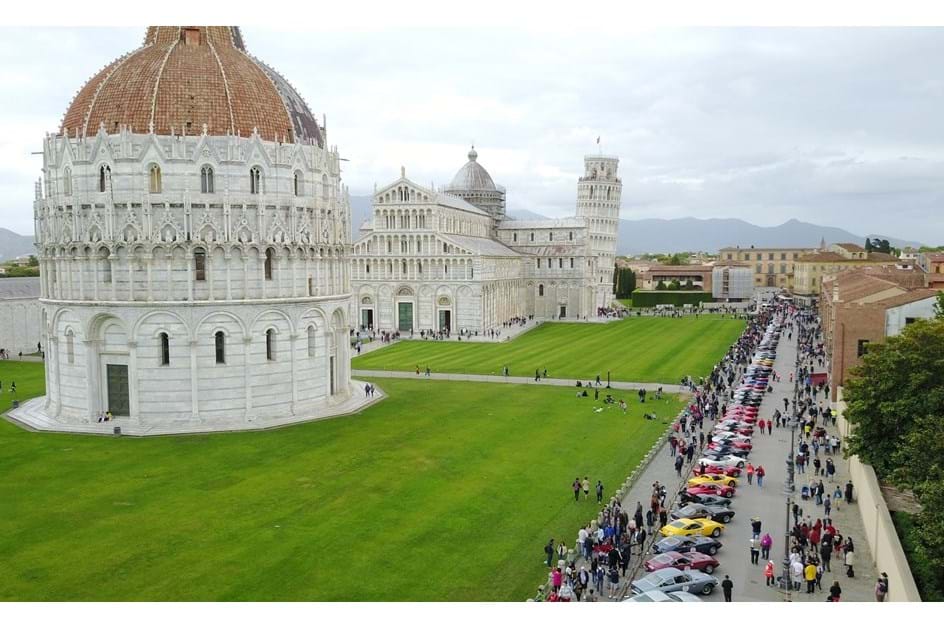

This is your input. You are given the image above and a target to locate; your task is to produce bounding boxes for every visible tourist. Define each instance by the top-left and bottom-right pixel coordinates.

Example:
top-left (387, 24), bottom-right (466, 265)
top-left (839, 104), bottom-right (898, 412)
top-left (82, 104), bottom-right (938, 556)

top-left (828, 580), bottom-right (842, 602)
top-left (756, 465), bottom-right (765, 488)
top-left (876, 573), bottom-right (889, 602)
top-left (845, 480), bottom-right (854, 504)
top-left (751, 517), bottom-right (762, 539)
top-left (760, 532), bottom-right (773, 559)
top-left (764, 560), bottom-right (776, 586)
top-left (572, 478), bottom-right (581, 501)
top-left (582, 477), bottom-right (590, 500)
top-left (750, 537), bottom-right (760, 565)
top-left (596, 480), bottom-right (604, 504)
top-left (805, 560), bottom-right (817, 594)
top-left (607, 566), bottom-right (620, 599)
top-left (544, 538), bottom-right (555, 566)
top-left (721, 575), bottom-right (734, 602)
top-left (844, 547), bottom-right (855, 578)
top-left (746, 463), bottom-right (754, 485)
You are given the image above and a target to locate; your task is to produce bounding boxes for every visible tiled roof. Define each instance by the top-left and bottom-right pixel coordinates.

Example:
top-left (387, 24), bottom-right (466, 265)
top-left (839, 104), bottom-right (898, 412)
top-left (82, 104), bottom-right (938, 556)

top-left (60, 27), bottom-right (322, 146)
top-left (835, 242), bottom-right (865, 252)
top-left (497, 218), bottom-right (585, 229)
top-left (444, 235), bottom-right (520, 257)
top-left (0, 277), bottom-right (41, 300)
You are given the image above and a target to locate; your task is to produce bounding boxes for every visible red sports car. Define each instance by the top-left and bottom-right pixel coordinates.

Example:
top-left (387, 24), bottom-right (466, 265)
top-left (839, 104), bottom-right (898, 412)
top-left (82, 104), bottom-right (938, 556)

top-left (714, 425), bottom-right (754, 436)
top-left (644, 551), bottom-right (720, 574)
top-left (685, 483), bottom-right (736, 498)
top-left (701, 464), bottom-right (742, 477)
top-left (708, 440), bottom-right (752, 452)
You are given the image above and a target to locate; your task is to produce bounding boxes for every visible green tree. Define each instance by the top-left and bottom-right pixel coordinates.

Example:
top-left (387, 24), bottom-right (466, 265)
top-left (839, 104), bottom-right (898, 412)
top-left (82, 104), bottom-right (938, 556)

top-left (684, 279), bottom-right (694, 290)
top-left (934, 291), bottom-right (944, 320)
top-left (865, 238), bottom-right (873, 253)
top-left (843, 319), bottom-right (944, 476)
top-left (28, 255), bottom-right (38, 266)
top-left (656, 280), bottom-right (667, 290)
top-left (667, 280), bottom-right (680, 290)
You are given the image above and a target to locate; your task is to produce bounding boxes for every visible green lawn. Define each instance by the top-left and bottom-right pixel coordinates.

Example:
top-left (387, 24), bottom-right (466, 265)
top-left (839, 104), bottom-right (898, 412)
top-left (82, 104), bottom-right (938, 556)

top-left (0, 361), bottom-right (683, 601)
top-left (353, 316), bottom-right (744, 384)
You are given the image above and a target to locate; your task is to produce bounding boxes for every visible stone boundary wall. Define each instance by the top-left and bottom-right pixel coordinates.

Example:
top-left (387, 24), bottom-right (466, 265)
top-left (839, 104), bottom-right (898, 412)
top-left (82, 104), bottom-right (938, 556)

top-left (836, 388), bottom-right (922, 602)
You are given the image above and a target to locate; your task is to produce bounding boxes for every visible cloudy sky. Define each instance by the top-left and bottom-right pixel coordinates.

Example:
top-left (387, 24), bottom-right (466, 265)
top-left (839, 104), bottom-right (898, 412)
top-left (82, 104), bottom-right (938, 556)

top-left (1, 26), bottom-right (943, 243)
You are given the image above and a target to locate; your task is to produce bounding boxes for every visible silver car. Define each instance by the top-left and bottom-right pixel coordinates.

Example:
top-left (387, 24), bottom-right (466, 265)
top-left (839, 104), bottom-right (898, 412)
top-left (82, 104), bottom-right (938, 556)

top-left (625, 590), bottom-right (703, 602)
top-left (630, 567), bottom-right (718, 596)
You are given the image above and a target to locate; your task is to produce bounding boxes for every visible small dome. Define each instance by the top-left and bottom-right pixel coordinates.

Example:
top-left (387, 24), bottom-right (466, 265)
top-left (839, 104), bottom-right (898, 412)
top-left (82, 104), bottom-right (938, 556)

top-left (447, 145), bottom-right (497, 192)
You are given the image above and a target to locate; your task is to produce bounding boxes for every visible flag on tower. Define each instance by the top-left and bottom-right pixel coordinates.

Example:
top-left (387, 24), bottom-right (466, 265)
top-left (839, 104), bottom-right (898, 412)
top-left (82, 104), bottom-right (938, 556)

top-left (596, 136), bottom-right (600, 144)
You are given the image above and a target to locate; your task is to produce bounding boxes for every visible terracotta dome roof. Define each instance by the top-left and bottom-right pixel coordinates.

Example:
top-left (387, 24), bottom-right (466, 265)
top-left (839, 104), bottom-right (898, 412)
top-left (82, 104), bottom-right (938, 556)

top-left (60, 26), bottom-right (323, 146)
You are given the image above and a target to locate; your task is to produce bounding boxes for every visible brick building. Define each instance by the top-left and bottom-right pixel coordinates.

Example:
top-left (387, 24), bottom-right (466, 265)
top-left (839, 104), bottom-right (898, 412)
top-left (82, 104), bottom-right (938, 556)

top-left (820, 269), bottom-right (938, 399)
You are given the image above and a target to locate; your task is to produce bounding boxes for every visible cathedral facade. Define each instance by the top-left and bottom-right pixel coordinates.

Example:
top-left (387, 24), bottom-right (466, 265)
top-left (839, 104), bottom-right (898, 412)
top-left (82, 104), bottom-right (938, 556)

top-left (32, 27), bottom-right (354, 430)
top-left (350, 149), bottom-right (622, 332)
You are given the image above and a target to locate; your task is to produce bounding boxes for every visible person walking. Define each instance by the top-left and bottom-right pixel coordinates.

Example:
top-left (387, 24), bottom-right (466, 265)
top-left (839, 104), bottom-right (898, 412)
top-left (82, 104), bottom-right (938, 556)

top-left (875, 573), bottom-right (889, 602)
top-left (751, 517), bottom-right (762, 539)
top-left (805, 560), bottom-right (817, 594)
top-left (721, 575), bottom-right (734, 602)
top-left (764, 560), bottom-right (776, 587)
top-left (582, 477), bottom-right (590, 500)
top-left (746, 463), bottom-right (754, 485)
top-left (674, 454), bottom-right (684, 477)
top-left (596, 480), bottom-right (604, 504)
top-left (544, 538), bottom-right (555, 566)
top-left (572, 478), bottom-right (581, 502)
top-left (828, 581), bottom-right (842, 602)
top-left (607, 566), bottom-right (620, 600)
top-left (756, 465), bottom-right (765, 488)
top-left (844, 548), bottom-right (855, 578)
top-left (750, 537), bottom-right (760, 565)
top-left (760, 532), bottom-right (773, 559)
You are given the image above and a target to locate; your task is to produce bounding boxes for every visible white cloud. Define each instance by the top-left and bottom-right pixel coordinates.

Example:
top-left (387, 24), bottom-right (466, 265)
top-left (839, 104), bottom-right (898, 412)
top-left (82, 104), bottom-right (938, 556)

top-left (0, 26), bottom-right (942, 243)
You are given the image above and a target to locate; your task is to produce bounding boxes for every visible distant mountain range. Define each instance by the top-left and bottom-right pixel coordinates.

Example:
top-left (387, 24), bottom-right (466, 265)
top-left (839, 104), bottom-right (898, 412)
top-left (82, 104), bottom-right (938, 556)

top-left (0, 228), bottom-right (35, 261)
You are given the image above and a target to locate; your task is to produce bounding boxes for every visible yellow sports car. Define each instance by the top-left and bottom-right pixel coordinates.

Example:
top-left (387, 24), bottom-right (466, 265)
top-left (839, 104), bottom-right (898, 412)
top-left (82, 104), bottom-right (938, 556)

top-left (688, 473), bottom-right (738, 487)
top-left (659, 518), bottom-right (726, 538)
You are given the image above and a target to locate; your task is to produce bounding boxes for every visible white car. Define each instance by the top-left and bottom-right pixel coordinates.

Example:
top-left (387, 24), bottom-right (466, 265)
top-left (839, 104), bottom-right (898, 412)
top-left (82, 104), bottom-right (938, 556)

top-left (624, 590), bottom-right (703, 602)
top-left (698, 454), bottom-right (747, 468)
top-left (711, 433), bottom-right (752, 444)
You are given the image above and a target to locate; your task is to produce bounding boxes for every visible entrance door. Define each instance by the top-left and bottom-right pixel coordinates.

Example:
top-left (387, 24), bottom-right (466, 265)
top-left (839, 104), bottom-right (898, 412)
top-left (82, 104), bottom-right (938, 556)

top-left (438, 309), bottom-right (451, 331)
top-left (106, 364), bottom-right (130, 416)
top-left (397, 302), bottom-right (413, 332)
top-left (559, 305), bottom-right (567, 319)
top-left (361, 308), bottom-right (374, 329)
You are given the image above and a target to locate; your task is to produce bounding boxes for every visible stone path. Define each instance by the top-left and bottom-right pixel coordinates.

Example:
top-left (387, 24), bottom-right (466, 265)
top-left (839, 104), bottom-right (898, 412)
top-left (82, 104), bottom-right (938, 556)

top-left (352, 369), bottom-right (686, 394)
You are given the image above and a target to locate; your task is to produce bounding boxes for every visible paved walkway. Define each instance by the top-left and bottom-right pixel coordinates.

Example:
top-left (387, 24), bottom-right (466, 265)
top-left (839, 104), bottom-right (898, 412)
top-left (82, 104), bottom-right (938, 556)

top-left (352, 369), bottom-right (686, 394)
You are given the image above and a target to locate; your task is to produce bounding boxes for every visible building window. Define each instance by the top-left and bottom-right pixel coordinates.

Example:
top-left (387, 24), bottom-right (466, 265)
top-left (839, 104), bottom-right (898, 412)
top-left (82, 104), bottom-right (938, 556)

top-left (66, 330), bottom-right (74, 364)
top-left (322, 174), bottom-right (329, 200)
top-left (513, 232), bottom-right (517, 242)
top-left (159, 332), bottom-right (170, 366)
top-left (781, 253), bottom-right (786, 260)
top-left (201, 165), bottom-right (214, 193)
top-left (63, 168), bottom-right (73, 196)
top-left (537, 259), bottom-right (541, 269)
top-left (194, 248), bottom-right (206, 281)
top-left (250, 166), bottom-right (262, 194)
top-left (99, 165), bottom-right (110, 192)
top-left (149, 164), bottom-right (162, 193)
top-left (857, 339), bottom-right (869, 357)
top-left (570, 258), bottom-right (574, 268)
top-left (538, 284), bottom-right (544, 297)
top-left (102, 250), bottom-right (112, 283)
top-left (266, 328), bottom-right (276, 361)
top-left (549, 232), bottom-right (554, 241)
top-left (559, 258), bottom-right (563, 269)
top-left (215, 331), bottom-right (225, 364)
top-left (569, 231), bottom-right (573, 241)
top-left (530, 232), bottom-right (534, 242)
top-left (264, 248), bottom-right (274, 280)
top-left (726, 253), bottom-right (732, 260)
top-left (294, 170), bottom-right (303, 196)
top-left (307, 326), bottom-right (316, 358)
top-left (905, 317), bottom-right (918, 326)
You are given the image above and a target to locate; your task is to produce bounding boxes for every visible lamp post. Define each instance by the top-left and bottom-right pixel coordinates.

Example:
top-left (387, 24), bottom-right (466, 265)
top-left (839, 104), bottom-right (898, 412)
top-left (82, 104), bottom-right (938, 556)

top-left (607, 370), bottom-right (611, 389)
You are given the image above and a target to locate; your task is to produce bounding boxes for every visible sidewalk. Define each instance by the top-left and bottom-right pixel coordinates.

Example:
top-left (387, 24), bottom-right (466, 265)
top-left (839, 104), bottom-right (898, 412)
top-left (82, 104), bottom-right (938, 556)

top-left (352, 369), bottom-right (687, 394)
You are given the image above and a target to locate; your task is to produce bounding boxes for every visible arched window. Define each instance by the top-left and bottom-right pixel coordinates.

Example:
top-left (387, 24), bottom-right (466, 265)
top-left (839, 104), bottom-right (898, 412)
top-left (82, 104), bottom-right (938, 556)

top-left (307, 326), bottom-right (316, 358)
top-left (101, 249), bottom-right (112, 283)
top-left (513, 232), bottom-right (517, 242)
top-left (215, 331), bottom-right (225, 364)
top-left (99, 165), bottom-right (111, 192)
top-left (250, 166), bottom-right (262, 194)
top-left (201, 165), bottom-right (214, 193)
top-left (266, 328), bottom-right (276, 361)
top-left (264, 248), bottom-right (274, 280)
top-left (149, 164), bottom-right (162, 193)
top-left (569, 231), bottom-right (573, 241)
top-left (66, 329), bottom-right (75, 364)
top-left (63, 168), bottom-right (73, 196)
top-left (538, 284), bottom-right (544, 297)
top-left (322, 174), bottom-right (329, 200)
top-left (294, 170), bottom-right (303, 196)
top-left (549, 232), bottom-right (554, 241)
top-left (159, 332), bottom-right (170, 366)
top-left (194, 248), bottom-right (206, 281)
top-left (530, 232), bottom-right (534, 242)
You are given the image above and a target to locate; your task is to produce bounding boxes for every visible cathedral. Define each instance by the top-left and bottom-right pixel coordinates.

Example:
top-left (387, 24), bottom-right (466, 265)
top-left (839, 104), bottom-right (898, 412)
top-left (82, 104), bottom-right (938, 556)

top-left (350, 149), bottom-right (622, 333)
top-left (29, 27), bottom-right (356, 431)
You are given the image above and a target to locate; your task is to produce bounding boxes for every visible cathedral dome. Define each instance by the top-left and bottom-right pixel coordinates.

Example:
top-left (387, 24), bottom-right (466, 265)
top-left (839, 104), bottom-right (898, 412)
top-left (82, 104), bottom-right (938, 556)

top-left (60, 26), bottom-right (323, 146)
top-left (447, 146), bottom-right (498, 192)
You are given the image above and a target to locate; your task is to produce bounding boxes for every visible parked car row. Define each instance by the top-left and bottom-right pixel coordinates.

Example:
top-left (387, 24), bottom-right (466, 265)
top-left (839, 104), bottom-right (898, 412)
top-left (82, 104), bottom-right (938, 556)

top-left (626, 317), bottom-right (784, 602)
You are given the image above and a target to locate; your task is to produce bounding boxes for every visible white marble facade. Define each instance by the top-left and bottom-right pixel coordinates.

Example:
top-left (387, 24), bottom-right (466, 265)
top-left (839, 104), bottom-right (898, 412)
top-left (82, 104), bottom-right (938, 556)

top-left (350, 151), bottom-right (622, 332)
top-left (33, 126), bottom-right (354, 426)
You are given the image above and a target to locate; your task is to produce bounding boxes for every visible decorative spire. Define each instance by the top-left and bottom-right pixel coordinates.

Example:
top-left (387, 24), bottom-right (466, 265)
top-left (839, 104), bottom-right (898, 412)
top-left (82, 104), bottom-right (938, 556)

top-left (468, 145), bottom-right (477, 162)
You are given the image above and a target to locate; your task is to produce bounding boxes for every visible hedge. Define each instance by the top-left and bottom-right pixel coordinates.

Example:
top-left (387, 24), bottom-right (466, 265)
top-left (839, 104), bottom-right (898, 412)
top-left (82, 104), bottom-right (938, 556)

top-left (629, 290), bottom-right (712, 307)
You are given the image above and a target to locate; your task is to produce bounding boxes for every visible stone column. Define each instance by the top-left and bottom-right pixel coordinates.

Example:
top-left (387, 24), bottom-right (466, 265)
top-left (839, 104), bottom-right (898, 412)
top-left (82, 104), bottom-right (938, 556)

top-left (224, 253), bottom-right (232, 300)
top-left (243, 335), bottom-right (253, 419)
top-left (289, 332), bottom-right (299, 414)
top-left (190, 338), bottom-right (199, 420)
top-left (128, 340), bottom-right (139, 420)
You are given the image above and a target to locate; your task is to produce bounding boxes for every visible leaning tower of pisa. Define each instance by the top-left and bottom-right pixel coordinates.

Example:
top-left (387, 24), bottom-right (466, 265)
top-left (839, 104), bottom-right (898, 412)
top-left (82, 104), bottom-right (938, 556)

top-left (575, 155), bottom-right (622, 311)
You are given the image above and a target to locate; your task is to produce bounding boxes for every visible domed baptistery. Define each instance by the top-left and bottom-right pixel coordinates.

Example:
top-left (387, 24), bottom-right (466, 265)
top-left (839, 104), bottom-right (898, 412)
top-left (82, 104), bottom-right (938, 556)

top-left (26, 26), bottom-right (363, 434)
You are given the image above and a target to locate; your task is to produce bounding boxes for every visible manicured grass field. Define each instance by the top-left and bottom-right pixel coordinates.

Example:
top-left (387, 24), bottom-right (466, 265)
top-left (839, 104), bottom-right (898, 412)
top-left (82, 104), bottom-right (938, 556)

top-left (0, 361), bottom-right (684, 601)
top-left (353, 315), bottom-right (745, 384)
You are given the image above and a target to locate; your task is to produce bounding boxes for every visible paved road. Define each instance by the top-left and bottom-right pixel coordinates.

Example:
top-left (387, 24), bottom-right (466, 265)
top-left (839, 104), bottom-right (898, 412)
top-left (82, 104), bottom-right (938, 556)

top-left (649, 319), bottom-right (878, 602)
